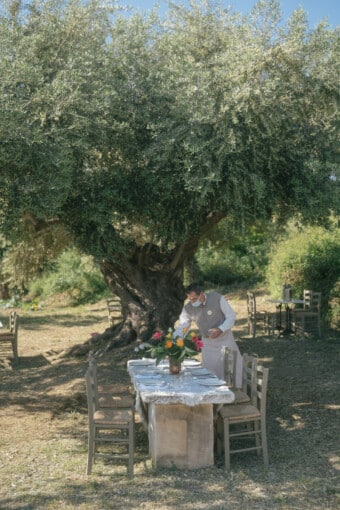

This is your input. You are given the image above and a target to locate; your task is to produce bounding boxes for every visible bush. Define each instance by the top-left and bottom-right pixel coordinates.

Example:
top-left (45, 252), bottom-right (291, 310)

top-left (266, 226), bottom-right (340, 321)
top-left (328, 280), bottom-right (340, 329)
top-left (28, 248), bottom-right (110, 305)
top-left (196, 225), bottom-right (272, 286)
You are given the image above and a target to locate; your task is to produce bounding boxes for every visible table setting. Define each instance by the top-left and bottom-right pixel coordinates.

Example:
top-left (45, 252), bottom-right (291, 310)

top-left (128, 358), bottom-right (234, 410)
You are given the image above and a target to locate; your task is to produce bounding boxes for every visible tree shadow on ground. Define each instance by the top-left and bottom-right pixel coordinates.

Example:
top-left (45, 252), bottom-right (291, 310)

top-left (1, 317), bottom-right (339, 510)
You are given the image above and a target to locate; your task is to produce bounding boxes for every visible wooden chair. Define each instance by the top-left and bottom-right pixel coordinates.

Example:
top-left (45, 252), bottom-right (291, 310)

top-left (246, 292), bottom-right (271, 338)
top-left (106, 297), bottom-right (122, 326)
top-left (217, 365), bottom-right (269, 471)
top-left (0, 311), bottom-right (19, 360)
top-left (88, 352), bottom-right (134, 409)
top-left (292, 290), bottom-right (322, 337)
top-left (85, 368), bottom-right (135, 476)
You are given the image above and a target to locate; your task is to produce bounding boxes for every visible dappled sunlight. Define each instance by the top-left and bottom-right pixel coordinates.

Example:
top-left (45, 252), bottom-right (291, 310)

top-left (327, 454), bottom-right (340, 471)
top-left (292, 402), bottom-right (340, 411)
top-left (276, 414), bottom-right (306, 431)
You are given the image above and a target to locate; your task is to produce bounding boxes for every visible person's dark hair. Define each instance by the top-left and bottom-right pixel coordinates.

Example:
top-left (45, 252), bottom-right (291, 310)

top-left (184, 283), bottom-right (204, 295)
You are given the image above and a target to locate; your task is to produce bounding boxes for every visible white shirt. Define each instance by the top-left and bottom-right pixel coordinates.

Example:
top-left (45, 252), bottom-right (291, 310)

top-left (174, 294), bottom-right (236, 338)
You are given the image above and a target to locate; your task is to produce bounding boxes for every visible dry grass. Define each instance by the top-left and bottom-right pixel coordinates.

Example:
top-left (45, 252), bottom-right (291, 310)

top-left (0, 293), bottom-right (339, 510)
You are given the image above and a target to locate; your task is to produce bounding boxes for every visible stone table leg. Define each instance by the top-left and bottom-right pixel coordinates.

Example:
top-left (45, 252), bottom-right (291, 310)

top-left (148, 402), bottom-right (214, 469)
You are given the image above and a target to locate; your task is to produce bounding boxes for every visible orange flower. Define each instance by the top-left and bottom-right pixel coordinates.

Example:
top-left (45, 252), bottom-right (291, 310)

top-left (165, 340), bottom-right (173, 349)
top-left (176, 338), bottom-right (184, 347)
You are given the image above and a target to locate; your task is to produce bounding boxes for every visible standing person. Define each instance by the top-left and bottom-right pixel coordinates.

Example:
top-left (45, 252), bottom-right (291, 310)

top-left (174, 283), bottom-right (242, 387)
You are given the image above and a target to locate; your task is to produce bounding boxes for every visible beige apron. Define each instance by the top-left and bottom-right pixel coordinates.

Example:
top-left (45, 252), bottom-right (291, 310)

top-left (201, 329), bottom-right (242, 388)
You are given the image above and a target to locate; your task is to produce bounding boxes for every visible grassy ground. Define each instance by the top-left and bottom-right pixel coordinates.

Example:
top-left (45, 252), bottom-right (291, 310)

top-left (0, 291), bottom-right (339, 510)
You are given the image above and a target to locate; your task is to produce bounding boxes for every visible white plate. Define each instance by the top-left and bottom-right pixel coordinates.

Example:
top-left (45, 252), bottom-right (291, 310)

top-left (198, 379), bottom-right (226, 386)
top-left (190, 367), bottom-right (211, 375)
top-left (129, 359), bottom-right (154, 366)
top-left (135, 373), bottom-right (161, 379)
top-left (183, 359), bottom-right (201, 367)
top-left (139, 382), bottom-right (167, 390)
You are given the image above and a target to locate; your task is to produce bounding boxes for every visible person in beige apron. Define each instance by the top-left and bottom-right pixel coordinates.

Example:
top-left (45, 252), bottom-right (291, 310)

top-left (174, 283), bottom-right (242, 388)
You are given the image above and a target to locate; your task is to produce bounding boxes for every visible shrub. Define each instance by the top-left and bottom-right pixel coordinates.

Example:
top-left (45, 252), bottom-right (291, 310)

top-left (266, 226), bottom-right (340, 321)
top-left (196, 225), bottom-right (272, 286)
top-left (28, 248), bottom-right (109, 305)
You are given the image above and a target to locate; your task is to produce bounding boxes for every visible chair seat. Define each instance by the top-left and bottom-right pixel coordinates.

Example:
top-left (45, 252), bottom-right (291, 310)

top-left (219, 403), bottom-right (261, 422)
top-left (0, 333), bottom-right (14, 340)
top-left (93, 407), bottom-right (133, 425)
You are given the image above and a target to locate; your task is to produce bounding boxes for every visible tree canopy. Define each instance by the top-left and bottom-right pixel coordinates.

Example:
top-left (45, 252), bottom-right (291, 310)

top-left (0, 0), bottom-right (339, 343)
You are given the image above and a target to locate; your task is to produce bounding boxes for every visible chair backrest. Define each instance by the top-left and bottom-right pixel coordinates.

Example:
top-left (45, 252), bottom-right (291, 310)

top-left (85, 368), bottom-right (97, 420)
top-left (9, 311), bottom-right (17, 333)
top-left (107, 296), bottom-right (122, 325)
top-left (254, 365), bottom-right (269, 416)
top-left (309, 291), bottom-right (321, 312)
top-left (222, 347), bottom-right (237, 387)
top-left (303, 290), bottom-right (321, 312)
top-left (282, 284), bottom-right (292, 301)
top-left (88, 352), bottom-right (100, 408)
top-left (303, 290), bottom-right (313, 309)
top-left (246, 292), bottom-right (256, 318)
top-left (242, 353), bottom-right (258, 402)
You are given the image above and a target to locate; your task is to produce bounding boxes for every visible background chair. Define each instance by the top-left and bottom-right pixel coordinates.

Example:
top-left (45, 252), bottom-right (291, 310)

top-left (217, 365), bottom-right (269, 471)
top-left (292, 290), bottom-right (322, 337)
top-left (85, 368), bottom-right (134, 476)
top-left (0, 311), bottom-right (19, 360)
top-left (106, 296), bottom-right (122, 326)
top-left (246, 291), bottom-right (272, 338)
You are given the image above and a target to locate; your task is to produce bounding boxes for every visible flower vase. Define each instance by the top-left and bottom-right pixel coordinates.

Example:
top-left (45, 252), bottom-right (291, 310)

top-left (169, 357), bottom-right (181, 375)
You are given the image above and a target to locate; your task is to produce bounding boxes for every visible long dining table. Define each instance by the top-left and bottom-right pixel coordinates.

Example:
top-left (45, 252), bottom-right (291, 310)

top-left (128, 358), bottom-right (235, 469)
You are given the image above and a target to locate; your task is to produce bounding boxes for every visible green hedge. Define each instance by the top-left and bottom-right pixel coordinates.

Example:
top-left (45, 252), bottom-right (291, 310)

top-left (266, 226), bottom-right (340, 322)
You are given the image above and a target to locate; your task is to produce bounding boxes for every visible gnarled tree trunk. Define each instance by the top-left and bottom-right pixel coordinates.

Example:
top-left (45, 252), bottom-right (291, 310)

top-left (99, 244), bottom-right (188, 349)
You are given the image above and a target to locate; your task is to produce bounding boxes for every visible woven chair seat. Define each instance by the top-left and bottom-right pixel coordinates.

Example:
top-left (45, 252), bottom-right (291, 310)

top-left (219, 403), bottom-right (260, 421)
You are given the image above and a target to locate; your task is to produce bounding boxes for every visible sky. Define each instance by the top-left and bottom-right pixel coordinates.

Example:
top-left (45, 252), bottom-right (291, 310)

top-left (118, 1), bottom-right (340, 28)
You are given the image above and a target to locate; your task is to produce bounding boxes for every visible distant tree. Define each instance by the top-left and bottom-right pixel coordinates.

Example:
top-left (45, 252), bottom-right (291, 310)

top-left (0, 0), bottom-right (338, 346)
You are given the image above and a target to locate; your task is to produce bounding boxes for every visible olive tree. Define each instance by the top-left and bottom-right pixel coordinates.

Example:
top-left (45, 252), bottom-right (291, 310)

top-left (0, 0), bottom-right (338, 346)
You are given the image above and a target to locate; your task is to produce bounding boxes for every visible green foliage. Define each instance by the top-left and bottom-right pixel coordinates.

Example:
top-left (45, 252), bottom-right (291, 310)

top-left (196, 219), bottom-right (273, 285)
top-left (328, 280), bottom-right (340, 328)
top-left (266, 225), bottom-right (340, 320)
top-left (0, 0), bottom-right (338, 306)
top-left (0, 225), bottom-right (71, 293)
top-left (28, 249), bottom-right (109, 305)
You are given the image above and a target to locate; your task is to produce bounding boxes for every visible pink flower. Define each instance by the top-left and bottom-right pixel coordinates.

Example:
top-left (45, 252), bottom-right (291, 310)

top-left (152, 331), bottom-right (163, 340)
top-left (192, 336), bottom-right (203, 351)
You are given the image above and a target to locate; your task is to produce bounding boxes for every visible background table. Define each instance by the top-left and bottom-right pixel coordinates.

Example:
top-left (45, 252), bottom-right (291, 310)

top-left (267, 298), bottom-right (305, 334)
top-left (128, 359), bottom-right (235, 469)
